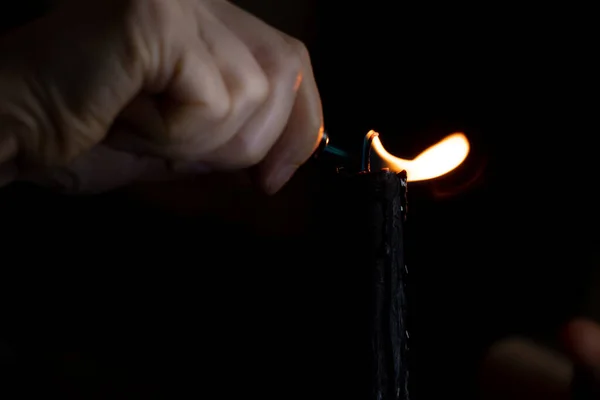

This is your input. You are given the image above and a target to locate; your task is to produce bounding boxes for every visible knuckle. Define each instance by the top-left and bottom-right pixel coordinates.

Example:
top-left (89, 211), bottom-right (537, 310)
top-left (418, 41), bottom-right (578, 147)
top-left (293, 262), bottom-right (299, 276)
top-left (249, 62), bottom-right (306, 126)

top-left (204, 89), bottom-right (231, 122)
top-left (235, 137), bottom-right (268, 167)
top-left (286, 37), bottom-right (311, 65)
top-left (276, 37), bottom-right (309, 89)
top-left (123, 0), bottom-right (188, 76)
top-left (279, 43), bottom-right (303, 80)
top-left (239, 68), bottom-right (269, 109)
top-left (263, 36), bottom-right (304, 76)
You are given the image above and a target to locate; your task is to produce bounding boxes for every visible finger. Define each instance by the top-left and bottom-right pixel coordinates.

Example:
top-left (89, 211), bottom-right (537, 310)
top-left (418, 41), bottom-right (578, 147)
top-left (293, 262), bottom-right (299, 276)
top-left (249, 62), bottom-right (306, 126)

top-left (20, 144), bottom-right (173, 194)
top-left (104, 120), bottom-right (215, 175)
top-left (205, 0), bottom-right (317, 183)
top-left (256, 40), bottom-right (323, 194)
top-left (190, 2), bottom-right (274, 166)
top-left (117, 33), bottom-right (232, 160)
top-left (562, 318), bottom-right (600, 368)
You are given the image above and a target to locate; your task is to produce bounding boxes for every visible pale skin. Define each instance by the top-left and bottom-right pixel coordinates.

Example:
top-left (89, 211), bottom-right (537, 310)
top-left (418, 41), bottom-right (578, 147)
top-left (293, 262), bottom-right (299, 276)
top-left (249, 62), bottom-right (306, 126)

top-left (0, 0), bottom-right (323, 194)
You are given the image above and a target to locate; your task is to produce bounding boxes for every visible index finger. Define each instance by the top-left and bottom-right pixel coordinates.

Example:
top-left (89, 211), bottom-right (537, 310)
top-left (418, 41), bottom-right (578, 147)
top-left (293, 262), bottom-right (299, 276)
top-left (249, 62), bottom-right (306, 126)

top-left (205, 0), bottom-right (324, 193)
top-left (257, 41), bottom-right (323, 194)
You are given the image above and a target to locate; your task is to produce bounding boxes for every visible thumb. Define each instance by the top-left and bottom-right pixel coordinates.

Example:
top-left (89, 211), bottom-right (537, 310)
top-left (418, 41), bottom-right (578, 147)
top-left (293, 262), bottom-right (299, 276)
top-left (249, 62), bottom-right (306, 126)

top-left (20, 144), bottom-right (171, 195)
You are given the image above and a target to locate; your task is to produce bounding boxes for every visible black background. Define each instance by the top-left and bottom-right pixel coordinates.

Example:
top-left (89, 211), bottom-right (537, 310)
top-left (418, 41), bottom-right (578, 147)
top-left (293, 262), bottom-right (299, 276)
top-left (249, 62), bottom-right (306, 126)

top-left (1, 1), bottom-right (598, 398)
top-left (313, 2), bottom-right (598, 397)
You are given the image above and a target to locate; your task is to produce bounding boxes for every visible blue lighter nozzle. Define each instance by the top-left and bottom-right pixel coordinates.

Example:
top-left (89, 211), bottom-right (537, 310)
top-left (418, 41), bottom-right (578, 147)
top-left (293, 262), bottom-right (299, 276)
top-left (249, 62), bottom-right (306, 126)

top-left (313, 131), bottom-right (350, 160)
top-left (323, 144), bottom-right (350, 158)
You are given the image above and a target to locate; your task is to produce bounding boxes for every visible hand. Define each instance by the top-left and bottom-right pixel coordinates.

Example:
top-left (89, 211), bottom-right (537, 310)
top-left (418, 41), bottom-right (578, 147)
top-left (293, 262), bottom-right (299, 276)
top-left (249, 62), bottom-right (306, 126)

top-left (564, 319), bottom-right (600, 398)
top-left (0, 0), bottom-right (323, 194)
top-left (481, 319), bottom-right (600, 400)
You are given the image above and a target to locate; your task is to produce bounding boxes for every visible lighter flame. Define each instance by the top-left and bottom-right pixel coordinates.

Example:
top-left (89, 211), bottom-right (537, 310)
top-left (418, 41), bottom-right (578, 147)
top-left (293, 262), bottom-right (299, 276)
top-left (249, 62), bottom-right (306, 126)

top-left (370, 131), bottom-right (470, 182)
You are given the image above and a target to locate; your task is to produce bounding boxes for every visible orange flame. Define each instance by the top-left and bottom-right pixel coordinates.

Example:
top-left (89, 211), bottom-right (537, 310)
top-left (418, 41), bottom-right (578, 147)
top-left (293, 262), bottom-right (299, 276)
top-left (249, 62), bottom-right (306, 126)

top-left (370, 131), bottom-right (470, 182)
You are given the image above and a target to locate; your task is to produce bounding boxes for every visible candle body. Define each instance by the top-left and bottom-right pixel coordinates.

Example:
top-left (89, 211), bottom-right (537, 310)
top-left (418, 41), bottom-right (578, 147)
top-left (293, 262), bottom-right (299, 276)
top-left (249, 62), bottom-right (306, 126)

top-left (325, 170), bottom-right (410, 400)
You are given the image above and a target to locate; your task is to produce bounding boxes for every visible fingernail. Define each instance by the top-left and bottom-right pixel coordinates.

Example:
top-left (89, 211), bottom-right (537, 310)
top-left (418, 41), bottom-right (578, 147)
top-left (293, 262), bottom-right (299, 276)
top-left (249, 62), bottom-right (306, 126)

top-left (265, 165), bottom-right (297, 195)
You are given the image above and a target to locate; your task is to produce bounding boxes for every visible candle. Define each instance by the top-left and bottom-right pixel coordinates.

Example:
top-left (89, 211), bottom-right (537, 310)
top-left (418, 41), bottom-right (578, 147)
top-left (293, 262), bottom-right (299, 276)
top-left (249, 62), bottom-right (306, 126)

top-left (349, 169), bottom-right (410, 400)
top-left (316, 130), bottom-right (469, 399)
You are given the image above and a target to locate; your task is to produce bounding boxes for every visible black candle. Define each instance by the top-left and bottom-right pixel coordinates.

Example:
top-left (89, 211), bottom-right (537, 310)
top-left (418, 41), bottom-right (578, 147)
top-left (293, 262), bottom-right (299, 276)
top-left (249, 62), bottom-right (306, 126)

top-left (358, 170), bottom-right (409, 400)
top-left (321, 166), bottom-right (410, 399)
top-left (314, 130), bottom-right (470, 398)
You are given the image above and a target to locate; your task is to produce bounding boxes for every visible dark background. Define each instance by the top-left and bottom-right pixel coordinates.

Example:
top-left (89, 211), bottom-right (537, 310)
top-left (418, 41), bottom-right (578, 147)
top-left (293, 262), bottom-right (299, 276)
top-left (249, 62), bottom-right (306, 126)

top-left (1, 1), bottom-right (598, 398)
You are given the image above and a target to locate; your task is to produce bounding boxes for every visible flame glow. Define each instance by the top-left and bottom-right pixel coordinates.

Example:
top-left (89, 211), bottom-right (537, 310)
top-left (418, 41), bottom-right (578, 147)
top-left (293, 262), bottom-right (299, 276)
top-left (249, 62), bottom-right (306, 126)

top-left (370, 131), bottom-right (470, 182)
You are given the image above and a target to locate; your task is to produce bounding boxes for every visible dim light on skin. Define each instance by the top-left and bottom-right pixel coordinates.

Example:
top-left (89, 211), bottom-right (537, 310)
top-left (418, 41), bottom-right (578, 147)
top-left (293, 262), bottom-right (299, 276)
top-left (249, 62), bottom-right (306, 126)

top-left (369, 131), bottom-right (470, 182)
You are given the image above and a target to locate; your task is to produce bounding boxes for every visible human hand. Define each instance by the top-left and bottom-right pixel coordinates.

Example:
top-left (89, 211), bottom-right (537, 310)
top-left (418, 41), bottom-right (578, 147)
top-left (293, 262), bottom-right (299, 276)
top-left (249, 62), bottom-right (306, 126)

top-left (0, 0), bottom-right (323, 193)
top-left (480, 318), bottom-right (600, 400)
top-left (564, 319), bottom-right (600, 398)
